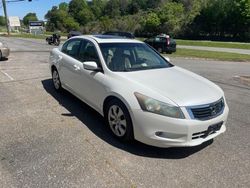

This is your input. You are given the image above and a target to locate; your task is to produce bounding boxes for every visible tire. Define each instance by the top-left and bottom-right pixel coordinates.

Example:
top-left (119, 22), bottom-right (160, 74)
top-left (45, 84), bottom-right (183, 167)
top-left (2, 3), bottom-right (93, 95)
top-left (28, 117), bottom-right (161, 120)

top-left (0, 51), bottom-right (2, 60)
top-left (104, 99), bottom-right (134, 141)
top-left (157, 47), bottom-right (163, 53)
top-left (52, 68), bottom-right (62, 91)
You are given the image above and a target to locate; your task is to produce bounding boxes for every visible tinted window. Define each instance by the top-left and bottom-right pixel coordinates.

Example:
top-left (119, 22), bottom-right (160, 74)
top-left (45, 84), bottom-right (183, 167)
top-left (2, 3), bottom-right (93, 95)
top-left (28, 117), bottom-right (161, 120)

top-left (99, 43), bottom-right (173, 72)
top-left (78, 41), bottom-right (100, 65)
top-left (160, 37), bottom-right (167, 42)
top-left (62, 39), bottom-right (81, 58)
top-left (155, 37), bottom-right (161, 42)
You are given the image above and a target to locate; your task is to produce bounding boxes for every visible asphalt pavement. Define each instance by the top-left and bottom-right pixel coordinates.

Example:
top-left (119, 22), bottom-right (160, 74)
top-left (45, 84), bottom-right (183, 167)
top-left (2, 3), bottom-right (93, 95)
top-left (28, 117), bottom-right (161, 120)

top-left (0, 37), bottom-right (250, 188)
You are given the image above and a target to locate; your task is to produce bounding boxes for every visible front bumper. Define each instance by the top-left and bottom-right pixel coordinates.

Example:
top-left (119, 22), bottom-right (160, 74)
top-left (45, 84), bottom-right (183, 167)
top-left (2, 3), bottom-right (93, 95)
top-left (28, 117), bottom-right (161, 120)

top-left (130, 104), bottom-right (229, 148)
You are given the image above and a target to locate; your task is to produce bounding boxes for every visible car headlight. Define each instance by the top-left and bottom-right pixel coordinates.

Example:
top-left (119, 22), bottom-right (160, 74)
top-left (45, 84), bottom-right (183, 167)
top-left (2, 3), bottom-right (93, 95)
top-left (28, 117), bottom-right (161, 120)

top-left (135, 92), bottom-right (185, 119)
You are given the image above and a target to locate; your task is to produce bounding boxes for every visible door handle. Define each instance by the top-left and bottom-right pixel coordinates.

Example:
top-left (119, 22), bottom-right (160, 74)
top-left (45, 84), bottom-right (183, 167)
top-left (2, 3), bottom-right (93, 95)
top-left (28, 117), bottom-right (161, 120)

top-left (73, 64), bottom-right (80, 71)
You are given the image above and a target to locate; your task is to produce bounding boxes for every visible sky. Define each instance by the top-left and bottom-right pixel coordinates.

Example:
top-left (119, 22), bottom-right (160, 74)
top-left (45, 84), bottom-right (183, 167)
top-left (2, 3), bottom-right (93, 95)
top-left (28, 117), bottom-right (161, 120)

top-left (1, 0), bottom-right (71, 20)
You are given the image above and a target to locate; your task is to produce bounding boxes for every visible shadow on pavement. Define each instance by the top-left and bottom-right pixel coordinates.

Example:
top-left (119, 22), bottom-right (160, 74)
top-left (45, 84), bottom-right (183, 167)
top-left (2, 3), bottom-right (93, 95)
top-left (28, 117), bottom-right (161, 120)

top-left (42, 79), bottom-right (213, 159)
top-left (0, 57), bottom-right (8, 61)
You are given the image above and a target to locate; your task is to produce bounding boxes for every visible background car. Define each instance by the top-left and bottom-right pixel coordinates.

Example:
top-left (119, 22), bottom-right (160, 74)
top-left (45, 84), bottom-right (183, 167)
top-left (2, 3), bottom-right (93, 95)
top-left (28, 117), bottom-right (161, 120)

top-left (144, 34), bottom-right (176, 54)
top-left (67, 31), bottom-right (82, 39)
top-left (0, 41), bottom-right (10, 60)
top-left (103, 31), bottom-right (135, 39)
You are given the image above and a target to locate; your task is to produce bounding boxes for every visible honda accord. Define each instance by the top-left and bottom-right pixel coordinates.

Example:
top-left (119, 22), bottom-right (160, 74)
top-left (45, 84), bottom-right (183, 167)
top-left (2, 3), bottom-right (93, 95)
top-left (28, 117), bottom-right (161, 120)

top-left (49, 35), bottom-right (229, 147)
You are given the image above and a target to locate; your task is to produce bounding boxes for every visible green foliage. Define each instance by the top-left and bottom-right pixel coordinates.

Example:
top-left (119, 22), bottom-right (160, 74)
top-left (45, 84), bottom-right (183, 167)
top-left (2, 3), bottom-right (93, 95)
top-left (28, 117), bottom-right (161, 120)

top-left (104, 0), bottom-right (121, 18)
top-left (45, 4), bottom-right (79, 32)
top-left (144, 13), bottom-right (161, 33)
top-left (44, 0), bottom-right (250, 41)
top-left (0, 16), bottom-right (6, 26)
top-left (58, 2), bottom-right (68, 11)
top-left (69, 0), bottom-right (94, 25)
top-left (158, 2), bottom-right (185, 36)
top-left (90, 0), bottom-right (105, 19)
top-left (191, 0), bottom-right (250, 40)
top-left (23, 13), bottom-right (38, 26)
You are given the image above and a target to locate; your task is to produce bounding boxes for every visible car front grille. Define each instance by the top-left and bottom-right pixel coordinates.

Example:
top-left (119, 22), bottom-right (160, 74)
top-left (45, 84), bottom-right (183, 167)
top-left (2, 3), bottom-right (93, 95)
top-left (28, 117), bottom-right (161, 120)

top-left (187, 98), bottom-right (224, 120)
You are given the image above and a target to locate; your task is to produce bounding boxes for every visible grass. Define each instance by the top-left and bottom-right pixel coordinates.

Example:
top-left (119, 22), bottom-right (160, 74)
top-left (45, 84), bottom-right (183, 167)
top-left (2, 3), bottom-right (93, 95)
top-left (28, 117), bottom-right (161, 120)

top-left (175, 39), bottom-right (250, 50)
top-left (1, 33), bottom-right (48, 39)
top-left (0, 33), bottom-right (68, 41)
top-left (167, 48), bottom-right (250, 62)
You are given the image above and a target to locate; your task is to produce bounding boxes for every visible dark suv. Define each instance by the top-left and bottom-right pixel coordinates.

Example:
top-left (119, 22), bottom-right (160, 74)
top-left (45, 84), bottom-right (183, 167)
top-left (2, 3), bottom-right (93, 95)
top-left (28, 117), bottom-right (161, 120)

top-left (103, 31), bottom-right (135, 39)
top-left (67, 31), bottom-right (82, 39)
top-left (144, 34), bottom-right (176, 54)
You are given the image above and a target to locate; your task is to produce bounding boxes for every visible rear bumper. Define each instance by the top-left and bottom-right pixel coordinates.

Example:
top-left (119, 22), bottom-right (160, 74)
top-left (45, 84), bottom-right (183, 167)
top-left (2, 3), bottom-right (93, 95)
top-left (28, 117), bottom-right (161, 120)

top-left (166, 46), bottom-right (176, 53)
top-left (130, 104), bottom-right (229, 148)
top-left (1, 47), bottom-right (10, 58)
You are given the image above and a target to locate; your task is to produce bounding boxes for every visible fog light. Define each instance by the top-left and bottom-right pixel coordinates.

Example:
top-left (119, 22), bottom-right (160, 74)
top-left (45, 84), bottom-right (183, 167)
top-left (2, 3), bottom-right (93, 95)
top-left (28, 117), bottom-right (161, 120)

top-left (155, 131), bottom-right (186, 140)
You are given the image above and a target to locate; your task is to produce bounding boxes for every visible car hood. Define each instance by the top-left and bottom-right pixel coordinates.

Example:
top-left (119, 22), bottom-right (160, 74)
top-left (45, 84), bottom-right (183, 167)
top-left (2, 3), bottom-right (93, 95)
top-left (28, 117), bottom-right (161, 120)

top-left (118, 66), bottom-right (223, 107)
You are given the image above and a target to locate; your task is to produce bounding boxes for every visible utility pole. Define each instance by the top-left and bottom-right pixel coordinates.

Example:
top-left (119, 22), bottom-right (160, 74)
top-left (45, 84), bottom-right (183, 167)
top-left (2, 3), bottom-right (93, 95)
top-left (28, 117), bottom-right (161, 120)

top-left (2, 0), bottom-right (10, 36)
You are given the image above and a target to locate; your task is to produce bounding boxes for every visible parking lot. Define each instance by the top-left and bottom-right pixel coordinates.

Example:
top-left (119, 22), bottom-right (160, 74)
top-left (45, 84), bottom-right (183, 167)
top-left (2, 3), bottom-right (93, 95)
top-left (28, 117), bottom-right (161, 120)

top-left (0, 37), bottom-right (250, 187)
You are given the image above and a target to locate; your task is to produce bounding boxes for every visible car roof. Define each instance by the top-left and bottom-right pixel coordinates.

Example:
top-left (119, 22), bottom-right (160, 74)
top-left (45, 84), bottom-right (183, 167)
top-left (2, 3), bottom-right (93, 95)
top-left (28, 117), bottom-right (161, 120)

top-left (69, 31), bottom-right (82, 33)
top-left (73, 35), bottom-right (143, 44)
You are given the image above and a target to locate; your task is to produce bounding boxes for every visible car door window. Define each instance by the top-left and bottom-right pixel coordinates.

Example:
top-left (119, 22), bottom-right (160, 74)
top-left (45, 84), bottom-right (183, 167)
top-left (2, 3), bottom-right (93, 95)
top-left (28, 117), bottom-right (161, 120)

top-left (78, 40), bottom-right (101, 66)
top-left (62, 39), bottom-right (81, 58)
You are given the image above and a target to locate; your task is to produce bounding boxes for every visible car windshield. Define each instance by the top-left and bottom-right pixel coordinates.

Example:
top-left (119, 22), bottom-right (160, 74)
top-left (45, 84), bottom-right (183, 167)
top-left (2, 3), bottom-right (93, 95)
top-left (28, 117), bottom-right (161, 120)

top-left (99, 43), bottom-right (173, 72)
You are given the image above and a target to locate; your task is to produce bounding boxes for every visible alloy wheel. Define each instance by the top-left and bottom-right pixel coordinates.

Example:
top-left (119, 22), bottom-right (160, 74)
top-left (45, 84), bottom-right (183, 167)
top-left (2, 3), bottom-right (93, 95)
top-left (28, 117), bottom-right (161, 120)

top-left (108, 105), bottom-right (127, 137)
top-left (52, 70), bottom-right (60, 90)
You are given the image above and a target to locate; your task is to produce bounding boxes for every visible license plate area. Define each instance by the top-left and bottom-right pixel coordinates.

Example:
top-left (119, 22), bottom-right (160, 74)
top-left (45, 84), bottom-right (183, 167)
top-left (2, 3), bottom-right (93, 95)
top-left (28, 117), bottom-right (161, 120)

top-left (203, 121), bottom-right (223, 138)
top-left (192, 121), bottom-right (224, 140)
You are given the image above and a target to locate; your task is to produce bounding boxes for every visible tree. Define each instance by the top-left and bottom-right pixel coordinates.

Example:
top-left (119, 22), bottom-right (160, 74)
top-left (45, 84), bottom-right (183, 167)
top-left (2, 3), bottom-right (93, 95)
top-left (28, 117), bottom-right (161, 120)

top-left (69, 0), bottom-right (94, 25)
top-left (90, 0), bottom-right (105, 19)
top-left (45, 4), bottom-right (79, 32)
top-left (127, 1), bottom-right (140, 14)
top-left (143, 12), bottom-right (161, 34)
top-left (191, 0), bottom-right (250, 39)
top-left (104, 0), bottom-right (121, 18)
top-left (158, 2), bottom-right (185, 36)
top-left (23, 13), bottom-right (38, 26)
top-left (59, 2), bottom-right (68, 11)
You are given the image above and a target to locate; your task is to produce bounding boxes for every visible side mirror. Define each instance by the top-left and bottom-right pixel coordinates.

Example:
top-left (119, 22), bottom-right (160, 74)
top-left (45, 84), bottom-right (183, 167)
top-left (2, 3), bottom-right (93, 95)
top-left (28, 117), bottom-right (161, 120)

top-left (83, 61), bottom-right (100, 71)
top-left (164, 56), bottom-right (170, 62)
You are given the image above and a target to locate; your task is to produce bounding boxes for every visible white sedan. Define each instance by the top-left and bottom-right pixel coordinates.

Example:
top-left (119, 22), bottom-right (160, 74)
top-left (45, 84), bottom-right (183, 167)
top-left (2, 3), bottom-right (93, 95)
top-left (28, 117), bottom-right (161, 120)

top-left (49, 35), bottom-right (229, 148)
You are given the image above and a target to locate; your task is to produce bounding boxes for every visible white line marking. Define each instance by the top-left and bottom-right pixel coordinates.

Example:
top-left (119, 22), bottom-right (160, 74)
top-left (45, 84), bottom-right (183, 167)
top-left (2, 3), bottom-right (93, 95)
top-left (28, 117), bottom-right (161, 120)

top-left (0, 70), bottom-right (14, 81)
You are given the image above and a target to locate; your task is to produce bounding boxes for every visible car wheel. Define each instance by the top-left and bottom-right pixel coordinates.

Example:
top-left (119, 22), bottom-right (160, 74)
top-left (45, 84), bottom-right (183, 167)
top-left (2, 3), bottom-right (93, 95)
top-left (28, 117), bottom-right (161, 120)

top-left (105, 99), bottom-right (134, 141)
top-left (0, 51), bottom-right (2, 60)
top-left (52, 68), bottom-right (62, 91)
top-left (157, 48), bottom-right (163, 53)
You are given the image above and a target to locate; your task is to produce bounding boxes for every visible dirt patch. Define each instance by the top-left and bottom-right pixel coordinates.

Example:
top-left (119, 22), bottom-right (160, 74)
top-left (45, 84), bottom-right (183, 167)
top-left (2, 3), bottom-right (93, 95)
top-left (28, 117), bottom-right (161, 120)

top-left (233, 75), bottom-right (250, 86)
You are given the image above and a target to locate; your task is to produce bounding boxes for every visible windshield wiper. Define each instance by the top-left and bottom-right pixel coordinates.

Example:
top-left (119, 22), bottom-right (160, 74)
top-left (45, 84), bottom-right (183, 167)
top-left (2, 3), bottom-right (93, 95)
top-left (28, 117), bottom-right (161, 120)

top-left (124, 65), bottom-right (168, 72)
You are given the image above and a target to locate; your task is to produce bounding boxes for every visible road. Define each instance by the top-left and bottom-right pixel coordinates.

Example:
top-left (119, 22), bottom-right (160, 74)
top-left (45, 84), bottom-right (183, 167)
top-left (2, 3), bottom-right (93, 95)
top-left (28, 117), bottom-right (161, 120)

top-left (0, 37), bottom-right (250, 188)
top-left (178, 45), bottom-right (250, 55)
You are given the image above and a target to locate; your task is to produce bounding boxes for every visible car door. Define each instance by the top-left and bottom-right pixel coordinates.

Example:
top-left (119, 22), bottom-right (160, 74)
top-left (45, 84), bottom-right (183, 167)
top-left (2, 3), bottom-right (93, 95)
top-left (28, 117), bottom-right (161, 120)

top-left (153, 37), bottom-right (161, 49)
top-left (73, 39), bottom-right (107, 111)
top-left (160, 37), bottom-right (167, 52)
top-left (59, 39), bottom-right (82, 92)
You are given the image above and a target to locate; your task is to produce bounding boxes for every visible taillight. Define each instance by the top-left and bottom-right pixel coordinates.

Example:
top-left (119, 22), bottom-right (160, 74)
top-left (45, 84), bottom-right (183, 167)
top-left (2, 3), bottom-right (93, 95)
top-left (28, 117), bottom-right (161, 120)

top-left (167, 38), bottom-right (170, 46)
